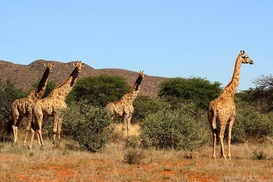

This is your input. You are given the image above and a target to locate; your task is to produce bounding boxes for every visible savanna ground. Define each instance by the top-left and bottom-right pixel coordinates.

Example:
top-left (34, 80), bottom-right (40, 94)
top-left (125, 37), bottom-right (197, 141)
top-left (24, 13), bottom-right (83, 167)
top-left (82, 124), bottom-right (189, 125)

top-left (0, 124), bottom-right (273, 182)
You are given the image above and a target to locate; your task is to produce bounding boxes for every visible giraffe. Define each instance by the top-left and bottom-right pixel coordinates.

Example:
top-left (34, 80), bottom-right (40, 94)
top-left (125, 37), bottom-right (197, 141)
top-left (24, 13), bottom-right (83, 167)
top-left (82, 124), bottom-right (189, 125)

top-left (11, 62), bottom-right (54, 144)
top-left (208, 50), bottom-right (253, 159)
top-left (29, 61), bottom-right (84, 149)
top-left (106, 71), bottom-right (144, 136)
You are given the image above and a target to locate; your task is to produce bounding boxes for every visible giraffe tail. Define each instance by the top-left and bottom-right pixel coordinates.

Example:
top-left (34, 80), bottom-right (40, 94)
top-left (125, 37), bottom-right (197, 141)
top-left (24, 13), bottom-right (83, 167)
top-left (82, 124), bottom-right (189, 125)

top-left (212, 108), bottom-right (217, 130)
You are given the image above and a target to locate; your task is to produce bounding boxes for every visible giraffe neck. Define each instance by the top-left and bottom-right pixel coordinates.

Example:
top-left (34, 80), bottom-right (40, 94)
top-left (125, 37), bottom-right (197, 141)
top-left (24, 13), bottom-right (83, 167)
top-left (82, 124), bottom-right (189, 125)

top-left (35, 67), bottom-right (50, 99)
top-left (222, 56), bottom-right (241, 96)
top-left (51, 67), bottom-right (79, 100)
top-left (134, 74), bottom-right (143, 91)
top-left (126, 88), bottom-right (139, 103)
top-left (27, 67), bottom-right (50, 102)
top-left (119, 73), bottom-right (143, 105)
top-left (127, 73), bottom-right (143, 100)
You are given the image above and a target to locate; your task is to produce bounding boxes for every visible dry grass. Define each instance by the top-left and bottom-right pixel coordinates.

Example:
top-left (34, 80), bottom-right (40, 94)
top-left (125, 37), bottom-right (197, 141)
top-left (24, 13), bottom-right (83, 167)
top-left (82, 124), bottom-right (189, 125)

top-left (0, 137), bottom-right (272, 182)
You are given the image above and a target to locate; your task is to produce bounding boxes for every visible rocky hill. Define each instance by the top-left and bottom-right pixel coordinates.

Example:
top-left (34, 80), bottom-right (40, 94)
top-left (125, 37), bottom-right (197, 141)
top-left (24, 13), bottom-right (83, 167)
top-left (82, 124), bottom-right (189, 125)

top-left (0, 59), bottom-right (168, 98)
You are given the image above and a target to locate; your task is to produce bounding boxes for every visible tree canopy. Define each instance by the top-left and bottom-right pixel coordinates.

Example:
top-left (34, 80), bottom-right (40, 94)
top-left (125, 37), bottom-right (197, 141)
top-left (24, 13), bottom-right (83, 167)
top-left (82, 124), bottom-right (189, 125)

top-left (67, 75), bottom-right (130, 107)
top-left (158, 77), bottom-right (221, 109)
top-left (239, 75), bottom-right (273, 113)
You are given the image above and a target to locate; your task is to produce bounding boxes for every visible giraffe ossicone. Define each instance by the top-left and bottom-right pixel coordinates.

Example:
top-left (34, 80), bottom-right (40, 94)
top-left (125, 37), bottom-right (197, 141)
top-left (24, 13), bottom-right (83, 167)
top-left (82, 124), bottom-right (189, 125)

top-left (208, 50), bottom-right (253, 159)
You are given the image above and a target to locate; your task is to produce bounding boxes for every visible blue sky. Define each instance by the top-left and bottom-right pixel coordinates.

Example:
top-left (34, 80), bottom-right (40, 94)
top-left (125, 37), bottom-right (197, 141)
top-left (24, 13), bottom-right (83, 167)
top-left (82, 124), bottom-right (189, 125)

top-left (1, 1), bottom-right (272, 91)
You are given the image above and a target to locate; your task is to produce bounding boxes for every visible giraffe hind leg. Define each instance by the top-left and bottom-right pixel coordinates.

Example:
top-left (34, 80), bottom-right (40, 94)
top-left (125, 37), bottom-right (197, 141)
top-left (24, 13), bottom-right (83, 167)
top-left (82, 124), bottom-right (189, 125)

top-left (12, 115), bottom-right (23, 144)
top-left (219, 126), bottom-right (227, 159)
top-left (227, 118), bottom-right (235, 159)
top-left (208, 109), bottom-right (218, 159)
top-left (212, 129), bottom-right (217, 159)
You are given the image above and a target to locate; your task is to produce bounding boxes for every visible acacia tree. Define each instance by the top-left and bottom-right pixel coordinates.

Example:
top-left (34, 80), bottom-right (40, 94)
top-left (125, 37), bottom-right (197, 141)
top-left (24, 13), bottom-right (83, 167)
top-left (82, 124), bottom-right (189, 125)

top-left (158, 77), bottom-right (221, 110)
top-left (239, 75), bottom-right (273, 113)
top-left (67, 75), bottom-right (130, 107)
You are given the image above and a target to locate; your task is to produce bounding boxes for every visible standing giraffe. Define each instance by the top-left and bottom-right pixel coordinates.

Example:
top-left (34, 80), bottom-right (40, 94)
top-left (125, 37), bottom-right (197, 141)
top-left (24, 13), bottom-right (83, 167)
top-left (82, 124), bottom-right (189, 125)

top-left (106, 71), bottom-right (144, 136)
top-left (11, 62), bottom-right (54, 144)
top-left (208, 50), bottom-right (253, 159)
top-left (29, 61), bottom-right (84, 149)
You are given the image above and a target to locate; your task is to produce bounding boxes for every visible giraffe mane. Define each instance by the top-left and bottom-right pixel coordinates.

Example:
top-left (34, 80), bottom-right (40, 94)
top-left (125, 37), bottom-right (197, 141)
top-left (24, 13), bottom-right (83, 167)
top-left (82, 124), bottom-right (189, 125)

top-left (134, 74), bottom-right (143, 91)
top-left (69, 67), bottom-right (79, 87)
top-left (35, 67), bottom-right (50, 94)
top-left (57, 67), bottom-right (79, 88)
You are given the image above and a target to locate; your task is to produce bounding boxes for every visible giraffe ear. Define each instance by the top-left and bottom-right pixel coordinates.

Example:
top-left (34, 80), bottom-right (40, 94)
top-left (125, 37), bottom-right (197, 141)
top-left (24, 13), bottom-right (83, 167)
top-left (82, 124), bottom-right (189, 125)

top-left (44, 63), bottom-right (47, 67)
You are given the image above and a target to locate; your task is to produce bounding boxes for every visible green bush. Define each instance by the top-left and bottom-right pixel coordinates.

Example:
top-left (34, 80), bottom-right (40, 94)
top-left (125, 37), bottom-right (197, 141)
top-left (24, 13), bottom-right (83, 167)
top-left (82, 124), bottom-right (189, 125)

top-left (140, 104), bottom-right (210, 150)
top-left (62, 101), bottom-right (113, 152)
top-left (132, 95), bottom-right (169, 124)
top-left (234, 101), bottom-right (273, 142)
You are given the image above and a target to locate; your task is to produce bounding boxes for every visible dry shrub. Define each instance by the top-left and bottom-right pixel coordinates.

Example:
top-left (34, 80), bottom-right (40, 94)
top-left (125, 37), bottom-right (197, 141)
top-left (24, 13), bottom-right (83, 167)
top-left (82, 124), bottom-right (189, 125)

top-left (123, 149), bottom-right (145, 165)
top-left (252, 149), bottom-right (267, 160)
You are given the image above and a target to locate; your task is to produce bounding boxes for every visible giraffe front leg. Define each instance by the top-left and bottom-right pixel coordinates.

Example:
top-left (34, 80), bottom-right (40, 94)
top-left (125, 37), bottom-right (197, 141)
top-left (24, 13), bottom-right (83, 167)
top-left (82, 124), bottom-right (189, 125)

top-left (56, 120), bottom-right (63, 145)
top-left (36, 129), bottom-right (44, 149)
top-left (52, 114), bottom-right (63, 148)
top-left (52, 117), bottom-right (58, 148)
top-left (28, 128), bottom-right (35, 150)
top-left (126, 114), bottom-right (132, 136)
top-left (23, 113), bottom-right (32, 145)
top-left (30, 114), bottom-right (44, 149)
top-left (122, 115), bottom-right (127, 136)
top-left (123, 113), bottom-right (132, 137)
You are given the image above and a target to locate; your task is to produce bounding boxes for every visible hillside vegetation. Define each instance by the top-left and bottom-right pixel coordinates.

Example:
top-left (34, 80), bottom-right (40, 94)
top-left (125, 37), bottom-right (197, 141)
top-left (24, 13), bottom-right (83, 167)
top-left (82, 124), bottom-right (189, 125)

top-left (0, 59), bottom-right (166, 98)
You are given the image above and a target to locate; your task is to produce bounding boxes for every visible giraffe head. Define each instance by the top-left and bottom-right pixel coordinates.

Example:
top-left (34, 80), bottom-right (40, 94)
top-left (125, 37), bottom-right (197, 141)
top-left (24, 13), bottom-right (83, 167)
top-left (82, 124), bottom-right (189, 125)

top-left (73, 60), bottom-right (85, 72)
top-left (239, 50), bottom-right (254, 65)
top-left (44, 62), bottom-right (55, 72)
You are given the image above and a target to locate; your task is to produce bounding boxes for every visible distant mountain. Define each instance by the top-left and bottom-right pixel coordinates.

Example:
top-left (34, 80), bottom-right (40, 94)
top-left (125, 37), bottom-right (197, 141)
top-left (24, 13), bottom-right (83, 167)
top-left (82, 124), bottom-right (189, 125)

top-left (0, 59), bottom-right (168, 98)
